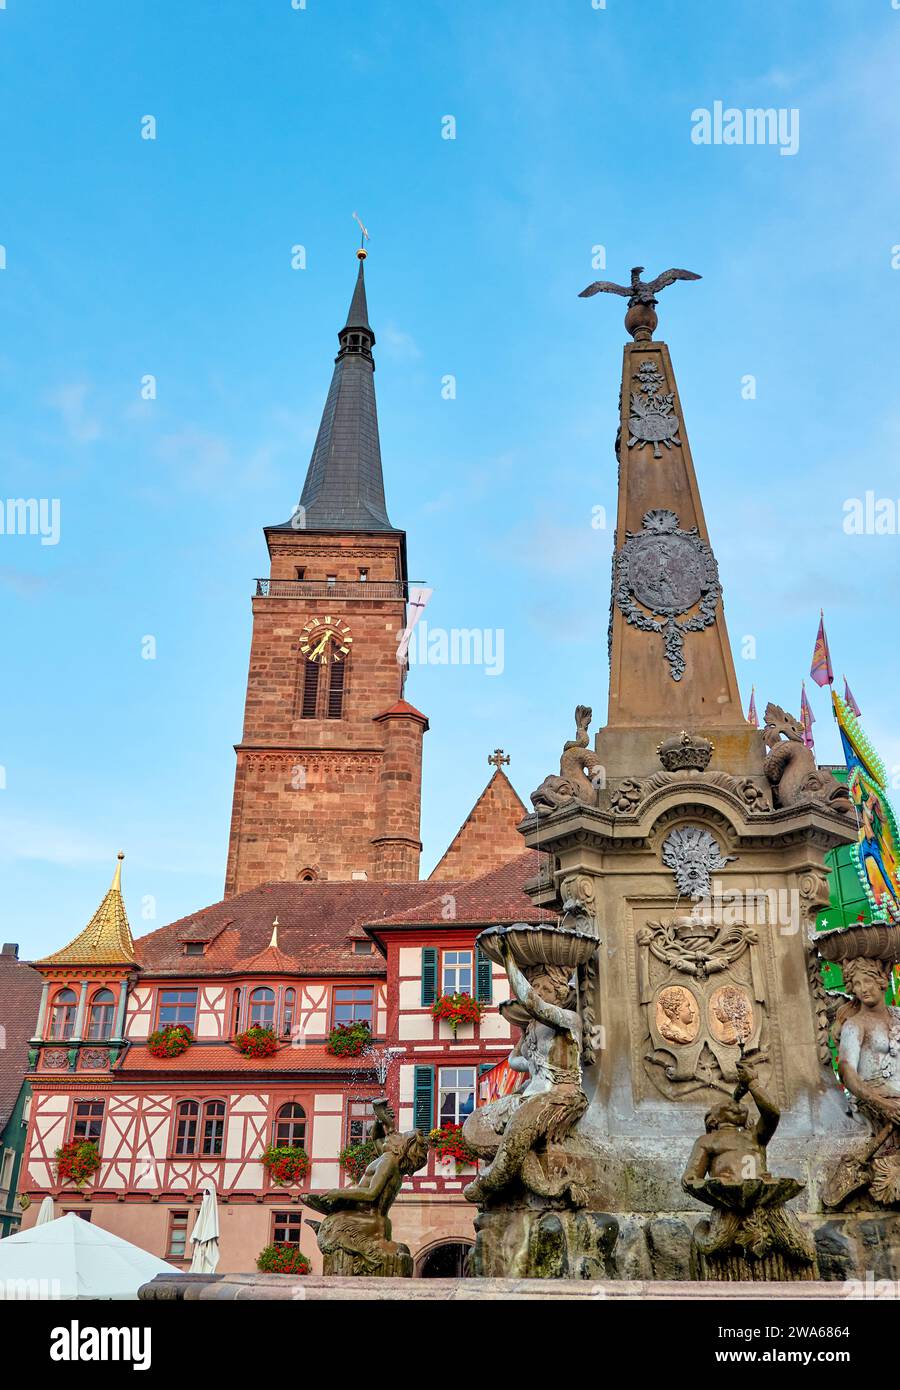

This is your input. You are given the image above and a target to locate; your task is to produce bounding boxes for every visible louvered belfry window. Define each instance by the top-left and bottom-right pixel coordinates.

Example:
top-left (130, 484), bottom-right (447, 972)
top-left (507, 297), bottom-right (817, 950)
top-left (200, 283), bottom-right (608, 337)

top-left (327, 660), bottom-right (345, 719)
top-left (300, 660), bottom-right (319, 718)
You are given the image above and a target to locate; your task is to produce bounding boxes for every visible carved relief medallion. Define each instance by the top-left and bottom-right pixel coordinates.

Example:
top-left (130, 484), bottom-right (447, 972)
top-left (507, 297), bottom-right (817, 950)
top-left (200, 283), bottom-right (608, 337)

top-left (655, 986), bottom-right (700, 1045)
top-left (708, 984), bottom-right (754, 1046)
top-left (634, 914), bottom-right (773, 1103)
top-left (614, 510), bottom-right (723, 681)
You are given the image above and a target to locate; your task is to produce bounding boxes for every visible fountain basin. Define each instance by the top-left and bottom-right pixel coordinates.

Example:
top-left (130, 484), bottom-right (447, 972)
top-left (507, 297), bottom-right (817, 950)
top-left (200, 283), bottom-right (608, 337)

top-left (477, 921), bottom-right (599, 972)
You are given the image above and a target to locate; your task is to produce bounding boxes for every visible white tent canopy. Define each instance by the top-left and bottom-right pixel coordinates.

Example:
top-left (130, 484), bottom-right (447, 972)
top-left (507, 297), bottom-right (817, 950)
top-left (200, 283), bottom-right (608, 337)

top-left (0, 1212), bottom-right (178, 1299)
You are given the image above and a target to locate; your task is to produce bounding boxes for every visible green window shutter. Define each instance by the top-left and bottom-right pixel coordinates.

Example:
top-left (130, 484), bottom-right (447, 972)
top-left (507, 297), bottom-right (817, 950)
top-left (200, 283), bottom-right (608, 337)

top-left (479, 1062), bottom-right (494, 1076)
top-left (413, 1065), bottom-right (434, 1133)
top-left (475, 946), bottom-right (492, 1003)
top-left (421, 947), bottom-right (438, 1005)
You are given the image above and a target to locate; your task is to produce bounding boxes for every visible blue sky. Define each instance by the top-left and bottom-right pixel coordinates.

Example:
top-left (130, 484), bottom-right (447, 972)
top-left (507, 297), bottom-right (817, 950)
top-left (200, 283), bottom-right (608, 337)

top-left (2, 0), bottom-right (900, 956)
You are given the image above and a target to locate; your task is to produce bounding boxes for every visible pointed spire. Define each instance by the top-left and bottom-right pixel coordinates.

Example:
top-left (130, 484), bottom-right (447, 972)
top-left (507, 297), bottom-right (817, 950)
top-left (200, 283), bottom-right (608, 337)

top-left (341, 252), bottom-right (373, 338)
top-left (38, 853), bottom-right (136, 966)
top-left (269, 248), bottom-right (394, 534)
top-left (270, 917), bottom-right (279, 950)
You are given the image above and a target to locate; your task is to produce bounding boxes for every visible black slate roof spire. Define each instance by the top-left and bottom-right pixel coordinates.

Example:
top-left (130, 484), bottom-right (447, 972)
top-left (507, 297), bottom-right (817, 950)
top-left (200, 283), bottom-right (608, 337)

top-left (271, 249), bottom-right (393, 532)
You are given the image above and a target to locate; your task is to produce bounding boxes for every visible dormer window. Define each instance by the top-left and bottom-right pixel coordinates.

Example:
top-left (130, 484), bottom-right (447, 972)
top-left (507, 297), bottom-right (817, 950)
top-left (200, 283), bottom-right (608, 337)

top-left (353, 941), bottom-right (373, 955)
top-left (184, 942), bottom-right (205, 957)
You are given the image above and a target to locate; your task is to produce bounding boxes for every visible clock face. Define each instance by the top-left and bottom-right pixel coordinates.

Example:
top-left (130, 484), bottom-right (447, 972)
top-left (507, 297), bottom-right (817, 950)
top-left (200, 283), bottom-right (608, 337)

top-left (300, 616), bottom-right (353, 664)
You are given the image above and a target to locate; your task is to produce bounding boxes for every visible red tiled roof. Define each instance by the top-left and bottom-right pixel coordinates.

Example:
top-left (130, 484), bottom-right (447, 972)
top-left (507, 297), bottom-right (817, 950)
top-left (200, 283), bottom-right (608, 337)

top-left (118, 1043), bottom-right (373, 1075)
top-left (231, 942), bottom-right (301, 975)
top-left (134, 879), bottom-right (455, 978)
top-left (0, 950), bottom-right (44, 1130)
top-left (374, 698), bottom-right (428, 724)
top-left (372, 851), bottom-right (551, 929)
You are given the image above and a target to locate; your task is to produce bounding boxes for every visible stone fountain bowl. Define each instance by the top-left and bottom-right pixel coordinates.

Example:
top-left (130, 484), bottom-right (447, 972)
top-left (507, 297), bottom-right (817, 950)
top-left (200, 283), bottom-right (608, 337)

top-left (476, 921), bottom-right (599, 972)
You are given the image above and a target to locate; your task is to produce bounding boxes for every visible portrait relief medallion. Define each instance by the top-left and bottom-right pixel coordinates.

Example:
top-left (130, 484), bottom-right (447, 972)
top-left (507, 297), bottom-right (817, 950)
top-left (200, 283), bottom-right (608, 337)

top-left (654, 985), bottom-right (701, 1046)
top-left (627, 533), bottom-right (705, 615)
top-left (708, 983), bottom-right (754, 1046)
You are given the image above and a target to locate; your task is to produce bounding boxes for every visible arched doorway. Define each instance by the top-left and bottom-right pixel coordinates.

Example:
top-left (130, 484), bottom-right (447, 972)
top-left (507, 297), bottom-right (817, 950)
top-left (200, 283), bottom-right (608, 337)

top-left (417, 1241), bottom-right (473, 1278)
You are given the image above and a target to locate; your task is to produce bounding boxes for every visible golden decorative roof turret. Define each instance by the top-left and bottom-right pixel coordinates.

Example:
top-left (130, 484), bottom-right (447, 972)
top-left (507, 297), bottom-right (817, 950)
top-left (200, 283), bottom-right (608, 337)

top-left (38, 852), bottom-right (137, 966)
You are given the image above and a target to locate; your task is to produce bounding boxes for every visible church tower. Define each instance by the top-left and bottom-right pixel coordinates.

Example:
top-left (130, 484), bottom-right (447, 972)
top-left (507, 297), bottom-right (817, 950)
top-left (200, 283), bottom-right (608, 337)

top-left (224, 251), bottom-right (428, 896)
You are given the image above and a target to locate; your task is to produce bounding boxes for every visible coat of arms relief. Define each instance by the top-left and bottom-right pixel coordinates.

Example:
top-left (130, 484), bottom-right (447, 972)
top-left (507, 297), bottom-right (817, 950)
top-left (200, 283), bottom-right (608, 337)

top-left (634, 913), bottom-right (774, 1104)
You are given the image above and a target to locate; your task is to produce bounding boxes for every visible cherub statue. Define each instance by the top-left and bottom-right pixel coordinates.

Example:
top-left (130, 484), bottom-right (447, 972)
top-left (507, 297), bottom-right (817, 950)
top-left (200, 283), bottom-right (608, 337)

top-left (302, 1097), bottom-right (428, 1276)
top-left (681, 1059), bottom-right (817, 1279)
top-left (682, 1059), bottom-right (777, 1187)
top-left (463, 937), bottom-right (591, 1206)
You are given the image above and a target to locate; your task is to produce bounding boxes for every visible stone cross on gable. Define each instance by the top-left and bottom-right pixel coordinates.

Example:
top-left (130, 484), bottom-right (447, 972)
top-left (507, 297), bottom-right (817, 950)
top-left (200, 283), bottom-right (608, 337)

top-left (488, 748), bottom-right (510, 770)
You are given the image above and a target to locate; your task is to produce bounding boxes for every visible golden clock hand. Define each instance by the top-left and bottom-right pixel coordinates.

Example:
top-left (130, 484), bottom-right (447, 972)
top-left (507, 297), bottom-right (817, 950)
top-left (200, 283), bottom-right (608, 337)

top-left (311, 632), bottom-right (330, 659)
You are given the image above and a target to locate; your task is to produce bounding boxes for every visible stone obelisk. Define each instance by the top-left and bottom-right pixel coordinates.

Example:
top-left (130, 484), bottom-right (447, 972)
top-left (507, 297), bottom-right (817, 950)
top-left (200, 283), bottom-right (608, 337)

top-left (515, 267), bottom-right (864, 1280)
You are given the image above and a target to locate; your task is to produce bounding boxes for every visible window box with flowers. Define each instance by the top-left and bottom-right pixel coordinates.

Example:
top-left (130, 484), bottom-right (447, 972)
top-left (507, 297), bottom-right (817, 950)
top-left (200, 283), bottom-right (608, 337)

top-left (234, 1024), bottom-right (278, 1058)
top-left (325, 1021), bottom-right (371, 1058)
top-left (428, 1123), bottom-right (480, 1174)
top-left (339, 1138), bottom-right (378, 1182)
top-left (431, 992), bottom-right (484, 1037)
top-left (55, 1139), bottom-right (101, 1188)
top-left (260, 1144), bottom-right (310, 1186)
top-left (147, 1023), bottom-right (194, 1059)
top-left (256, 1243), bottom-right (311, 1275)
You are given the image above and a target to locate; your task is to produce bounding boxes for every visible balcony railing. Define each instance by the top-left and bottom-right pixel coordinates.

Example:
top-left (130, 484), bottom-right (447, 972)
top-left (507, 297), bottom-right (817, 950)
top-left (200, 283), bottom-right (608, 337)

top-left (254, 579), bottom-right (424, 601)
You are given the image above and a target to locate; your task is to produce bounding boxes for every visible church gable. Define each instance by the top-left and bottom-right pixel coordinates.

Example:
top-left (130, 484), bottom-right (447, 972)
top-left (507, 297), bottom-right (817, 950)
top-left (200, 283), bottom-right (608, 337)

top-left (429, 767), bottom-right (528, 882)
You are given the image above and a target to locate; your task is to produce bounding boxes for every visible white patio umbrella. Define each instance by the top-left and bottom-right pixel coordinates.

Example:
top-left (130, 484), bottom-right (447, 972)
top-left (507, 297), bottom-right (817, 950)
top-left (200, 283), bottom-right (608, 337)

top-left (36, 1196), bottom-right (56, 1225)
top-left (0, 1212), bottom-right (177, 1299)
top-left (189, 1178), bottom-right (220, 1273)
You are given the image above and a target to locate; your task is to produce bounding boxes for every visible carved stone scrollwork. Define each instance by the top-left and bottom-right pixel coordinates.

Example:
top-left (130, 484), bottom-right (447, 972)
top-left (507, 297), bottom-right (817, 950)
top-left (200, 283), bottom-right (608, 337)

top-left (560, 873), bottom-right (601, 1067)
top-left (798, 869), bottom-right (831, 926)
top-left (42, 1049), bottom-right (69, 1071)
top-left (80, 1049), bottom-right (110, 1071)
top-left (636, 916), bottom-right (769, 1102)
top-left (610, 778), bottom-right (643, 813)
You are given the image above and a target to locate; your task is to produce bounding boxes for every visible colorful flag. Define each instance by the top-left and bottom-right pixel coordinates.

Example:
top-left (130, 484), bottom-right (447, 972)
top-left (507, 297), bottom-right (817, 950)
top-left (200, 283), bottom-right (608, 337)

top-left (746, 687), bottom-right (758, 728)
top-left (810, 610), bottom-right (834, 688)
top-left (800, 681), bottom-right (816, 752)
top-left (843, 676), bottom-right (861, 717)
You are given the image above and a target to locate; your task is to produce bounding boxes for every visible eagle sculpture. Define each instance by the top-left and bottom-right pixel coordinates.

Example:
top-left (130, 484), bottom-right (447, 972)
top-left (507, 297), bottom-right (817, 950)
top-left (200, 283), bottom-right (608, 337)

top-left (579, 265), bottom-right (701, 308)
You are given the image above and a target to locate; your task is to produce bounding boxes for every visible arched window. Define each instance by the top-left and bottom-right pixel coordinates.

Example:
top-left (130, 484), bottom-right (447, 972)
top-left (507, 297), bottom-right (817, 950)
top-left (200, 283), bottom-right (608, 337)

top-left (275, 1102), bottom-right (306, 1149)
top-left (201, 1100), bottom-right (226, 1156)
top-left (249, 987), bottom-right (275, 1028)
top-left (231, 988), bottom-right (242, 1036)
top-left (174, 1100), bottom-right (200, 1155)
top-left (282, 989), bottom-right (295, 1038)
top-left (298, 868), bottom-right (317, 882)
top-left (174, 1100), bottom-right (225, 1157)
top-left (87, 988), bottom-right (115, 1041)
top-left (48, 988), bottom-right (78, 1041)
